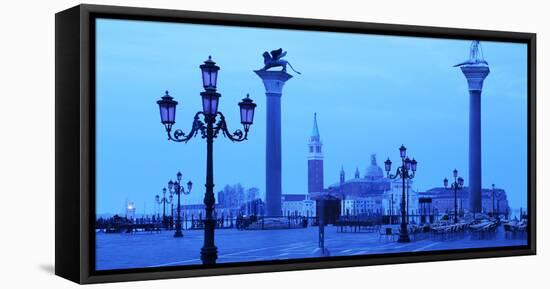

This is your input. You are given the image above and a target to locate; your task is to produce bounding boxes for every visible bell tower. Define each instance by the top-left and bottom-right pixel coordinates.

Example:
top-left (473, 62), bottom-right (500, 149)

top-left (308, 113), bottom-right (324, 195)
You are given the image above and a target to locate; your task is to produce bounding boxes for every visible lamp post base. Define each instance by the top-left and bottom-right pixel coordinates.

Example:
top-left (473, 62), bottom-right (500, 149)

top-left (312, 247), bottom-right (331, 257)
top-left (398, 219), bottom-right (410, 243)
top-left (174, 222), bottom-right (183, 237)
top-left (397, 233), bottom-right (411, 243)
top-left (200, 246), bottom-right (218, 265)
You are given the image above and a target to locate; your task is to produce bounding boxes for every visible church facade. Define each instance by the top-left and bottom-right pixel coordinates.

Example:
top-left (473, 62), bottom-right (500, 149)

top-left (325, 155), bottom-right (418, 217)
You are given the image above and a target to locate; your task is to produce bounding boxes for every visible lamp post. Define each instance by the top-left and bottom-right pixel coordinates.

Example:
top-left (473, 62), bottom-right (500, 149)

top-left (314, 197), bottom-right (330, 257)
top-left (384, 145), bottom-right (417, 243)
top-left (389, 193), bottom-right (394, 224)
top-left (495, 189), bottom-right (504, 218)
top-left (319, 198), bottom-right (325, 252)
top-left (156, 56), bottom-right (257, 264)
top-left (443, 169), bottom-right (464, 224)
top-left (155, 187), bottom-right (173, 229)
top-left (168, 172), bottom-right (192, 237)
top-left (491, 183), bottom-right (496, 217)
top-left (170, 196), bottom-right (174, 229)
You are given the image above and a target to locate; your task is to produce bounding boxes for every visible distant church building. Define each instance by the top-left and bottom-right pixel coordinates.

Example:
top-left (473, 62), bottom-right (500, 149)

top-left (306, 114), bottom-right (407, 223)
top-left (327, 154), bottom-right (393, 216)
top-left (287, 113), bottom-right (511, 225)
top-left (305, 114), bottom-right (340, 223)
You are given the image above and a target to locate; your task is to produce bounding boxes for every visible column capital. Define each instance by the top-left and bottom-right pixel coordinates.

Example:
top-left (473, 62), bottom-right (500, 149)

top-left (460, 65), bottom-right (490, 91)
top-left (254, 70), bottom-right (293, 95)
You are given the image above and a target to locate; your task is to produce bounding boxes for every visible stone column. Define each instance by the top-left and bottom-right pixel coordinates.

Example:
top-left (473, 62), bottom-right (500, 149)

top-left (460, 65), bottom-right (490, 214)
top-left (255, 70), bottom-right (293, 216)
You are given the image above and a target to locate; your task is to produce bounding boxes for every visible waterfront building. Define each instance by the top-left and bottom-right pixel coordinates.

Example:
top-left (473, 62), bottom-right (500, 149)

top-left (281, 194), bottom-right (316, 217)
top-left (417, 186), bottom-right (510, 217)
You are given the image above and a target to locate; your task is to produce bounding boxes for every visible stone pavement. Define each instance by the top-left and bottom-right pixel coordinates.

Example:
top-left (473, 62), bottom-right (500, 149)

top-left (96, 225), bottom-right (527, 270)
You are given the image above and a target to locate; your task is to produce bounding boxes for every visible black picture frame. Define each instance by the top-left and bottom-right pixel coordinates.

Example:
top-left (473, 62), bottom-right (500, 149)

top-left (55, 4), bottom-right (536, 284)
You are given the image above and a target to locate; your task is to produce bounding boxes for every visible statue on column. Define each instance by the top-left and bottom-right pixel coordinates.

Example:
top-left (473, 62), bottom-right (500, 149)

top-left (454, 40), bottom-right (489, 67)
top-left (260, 48), bottom-right (301, 74)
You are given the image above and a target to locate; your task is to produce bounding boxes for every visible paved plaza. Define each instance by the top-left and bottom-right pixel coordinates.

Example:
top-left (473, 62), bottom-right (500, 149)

top-left (96, 225), bottom-right (527, 270)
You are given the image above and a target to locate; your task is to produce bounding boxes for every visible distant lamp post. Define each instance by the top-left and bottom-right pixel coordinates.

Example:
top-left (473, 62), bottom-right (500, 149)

top-left (155, 187), bottom-right (173, 229)
top-left (157, 56), bottom-right (256, 264)
top-left (388, 192), bottom-right (394, 224)
top-left (491, 184), bottom-right (495, 217)
top-left (443, 169), bottom-right (464, 223)
top-left (494, 187), bottom-right (504, 217)
top-left (385, 145), bottom-right (417, 243)
top-left (168, 172), bottom-right (192, 238)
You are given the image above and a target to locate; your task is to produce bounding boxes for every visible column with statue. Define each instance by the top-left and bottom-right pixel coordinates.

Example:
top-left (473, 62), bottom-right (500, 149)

top-left (255, 48), bottom-right (301, 217)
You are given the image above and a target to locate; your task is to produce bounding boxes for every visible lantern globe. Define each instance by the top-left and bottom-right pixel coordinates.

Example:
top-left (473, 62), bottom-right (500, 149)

top-left (177, 171), bottom-right (182, 181)
top-left (399, 145), bottom-right (407, 158)
top-left (384, 158), bottom-right (392, 173)
top-left (444, 178), bottom-right (449, 188)
top-left (156, 91), bottom-right (178, 129)
top-left (410, 158), bottom-right (417, 172)
top-left (199, 56), bottom-right (220, 90)
top-left (404, 157), bottom-right (411, 170)
top-left (238, 94), bottom-right (257, 131)
top-left (201, 91), bottom-right (221, 115)
top-left (187, 181), bottom-right (193, 192)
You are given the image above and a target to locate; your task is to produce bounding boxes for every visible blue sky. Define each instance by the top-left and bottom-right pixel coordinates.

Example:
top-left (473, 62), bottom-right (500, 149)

top-left (95, 18), bottom-right (527, 215)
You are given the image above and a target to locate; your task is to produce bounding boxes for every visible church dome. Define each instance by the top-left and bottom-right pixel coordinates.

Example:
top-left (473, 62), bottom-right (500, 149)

top-left (365, 154), bottom-right (384, 180)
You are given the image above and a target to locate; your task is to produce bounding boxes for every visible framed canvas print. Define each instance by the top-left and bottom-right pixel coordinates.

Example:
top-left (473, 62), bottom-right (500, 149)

top-left (55, 4), bottom-right (536, 284)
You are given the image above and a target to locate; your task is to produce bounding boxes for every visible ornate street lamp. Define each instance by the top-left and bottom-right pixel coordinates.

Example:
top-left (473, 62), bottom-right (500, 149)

top-left (157, 56), bottom-right (256, 264)
top-left (385, 145), bottom-right (417, 243)
top-left (443, 169), bottom-right (464, 223)
top-left (168, 173), bottom-right (192, 238)
top-left (155, 187), bottom-right (173, 229)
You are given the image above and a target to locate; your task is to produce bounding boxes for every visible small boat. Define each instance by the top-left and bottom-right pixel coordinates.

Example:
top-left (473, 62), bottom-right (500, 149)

top-left (504, 219), bottom-right (527, 233)
top-left (469, 219), bottom-right (498, 232)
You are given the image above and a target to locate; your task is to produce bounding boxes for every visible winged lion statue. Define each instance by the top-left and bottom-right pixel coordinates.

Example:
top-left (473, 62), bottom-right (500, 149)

top-left (260, 48), bottom-right (301, 75)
